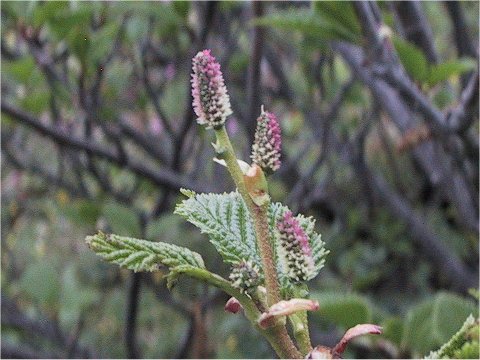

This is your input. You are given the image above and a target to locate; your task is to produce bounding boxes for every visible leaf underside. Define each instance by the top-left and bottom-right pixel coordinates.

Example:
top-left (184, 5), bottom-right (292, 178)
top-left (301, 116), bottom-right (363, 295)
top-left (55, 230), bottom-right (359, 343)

top-left (86, 231), bottom-right (205, 272)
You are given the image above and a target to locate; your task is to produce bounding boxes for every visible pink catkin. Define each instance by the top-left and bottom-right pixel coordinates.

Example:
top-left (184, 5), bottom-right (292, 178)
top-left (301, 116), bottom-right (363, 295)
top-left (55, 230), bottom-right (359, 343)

top-left (277, 211), bottom-right (315, 282)
top-left (191, 50), bottom-right (232, 129)
top-left (251, 110), bottom-right (282, 173)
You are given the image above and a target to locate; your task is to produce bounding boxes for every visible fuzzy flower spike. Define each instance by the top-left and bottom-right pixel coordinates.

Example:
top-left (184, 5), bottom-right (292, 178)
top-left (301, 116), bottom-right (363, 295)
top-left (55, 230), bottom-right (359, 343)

top-left (229, 259), bottom-right (263, 295)
top-left (277, 211), bottom-right (315, 282)
top-left (251, 107), bottom-right (282, 174)
top-left (191, 49), bottom-right (232, 129)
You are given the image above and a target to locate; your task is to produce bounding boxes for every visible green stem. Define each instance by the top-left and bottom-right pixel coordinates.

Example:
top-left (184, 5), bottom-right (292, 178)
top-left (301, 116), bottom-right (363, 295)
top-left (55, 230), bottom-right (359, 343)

top-left (252, 204), bottom-right (281, 306)
top-left (214, 127), bottom-right (249, 199)
top-left (178, 266), bottom-right (300, 358)
top-left (214, 126), bottom-right (299, 358)
top-left (263, 324), bottom-right (303, 359)
top-left (214, 127), bottom-right (281, 305)
top-left (289, 312), bottom-right (313, 356)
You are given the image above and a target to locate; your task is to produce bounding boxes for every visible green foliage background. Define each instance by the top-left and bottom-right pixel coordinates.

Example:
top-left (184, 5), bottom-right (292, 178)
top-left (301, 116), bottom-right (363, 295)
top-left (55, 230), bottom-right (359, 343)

top-left (1, 1), bottom-right (478, 359)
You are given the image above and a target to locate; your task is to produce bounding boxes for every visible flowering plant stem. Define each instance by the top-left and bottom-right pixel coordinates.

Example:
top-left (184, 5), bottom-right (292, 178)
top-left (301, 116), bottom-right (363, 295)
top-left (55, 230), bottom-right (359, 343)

top-left (214, 126), bottom-right (301, 358)
top-left (289, 312), bottom-right (313, 354)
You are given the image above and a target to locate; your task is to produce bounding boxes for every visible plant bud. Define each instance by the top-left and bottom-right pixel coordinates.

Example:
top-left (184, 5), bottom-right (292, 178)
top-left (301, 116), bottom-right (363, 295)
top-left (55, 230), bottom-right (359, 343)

top-left (191, 49), bottom-right (232, 129)
top-left (224, 297), bottom-right (243, 313)
top-left (251, 108), bottom-right (282, 173)
top-left (229, 260), bottom-right (263, 295)
top-left (277, 211), bottom-right (315, 283)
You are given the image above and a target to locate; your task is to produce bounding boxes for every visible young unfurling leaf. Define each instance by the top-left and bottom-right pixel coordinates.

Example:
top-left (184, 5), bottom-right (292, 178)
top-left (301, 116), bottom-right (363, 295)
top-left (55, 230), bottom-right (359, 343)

top-left (86, 231), bottom-right (205, 272)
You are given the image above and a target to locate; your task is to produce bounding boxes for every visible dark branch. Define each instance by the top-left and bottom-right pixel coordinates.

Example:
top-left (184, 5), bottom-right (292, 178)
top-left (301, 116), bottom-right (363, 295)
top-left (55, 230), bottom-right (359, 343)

top-left (1, 102), bottom-right (208, 192)
top-left (125, 273), bottom-right (142, 359)
top-left (334, 41), bottom-right (479, 233)
top-left (444, 1), bottom-right (478, 59)
top-left (1, 295), bottom-right (96, 358)
top-left (393, 1), bottom-right (439, 63)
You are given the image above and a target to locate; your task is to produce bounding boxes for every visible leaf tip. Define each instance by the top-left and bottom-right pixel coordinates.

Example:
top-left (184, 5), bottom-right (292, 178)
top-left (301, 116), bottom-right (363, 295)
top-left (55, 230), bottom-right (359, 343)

top-left (180, 188), bottom-right (196, 198)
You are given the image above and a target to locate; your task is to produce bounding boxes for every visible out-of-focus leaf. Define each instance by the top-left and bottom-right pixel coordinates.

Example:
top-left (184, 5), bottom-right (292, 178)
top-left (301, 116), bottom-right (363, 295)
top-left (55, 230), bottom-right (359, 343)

top-left (126, 16), bottom-right (149, 44)
top-left (172, 1), bottom-right (190, 20)
top-left (3, 57), bottom-right (36, 83)
top-left (146, 214), bottom-right (183, 241)
top-left (89, 22), bottom-right (121, 64)
top-left (254, 9), bottom-right (359, 43)
top-left (402, 292), bottom-right (477, 356)
top-left (161, 77), bottom-right (188, 120)
top-left (19, 261), bottom-right (61, 308)
top-left (426, 315), bottom-right (478, 359)
top-left (392, 36), bottom-right (429, 82)
top-left (431, 292), bottom-right (478, 342)
top-left (426, 58), bottom-right (477, 86)
top-left (67, 27), bottom-right (90, 64)
top-left (59, 265), bottom-right (100, 328)
top-left (47, 7), bottom-right (93, 41)
top-left (310, 291), bottom-right (372, 329)
top-left (382, 316), bottom-right (404, 346)
top-left (31, 1), bottom-right (69, 27)
top-left (62, 199), bottom-right (101, 228)
top-left (313, 1), bottom-right (361, 37)
top-left (102, 201), bottom-right (141, 238)
top-left (21, 90), bottom-right (50, 115)
top-left (402, 301), bottom-right (435, 355)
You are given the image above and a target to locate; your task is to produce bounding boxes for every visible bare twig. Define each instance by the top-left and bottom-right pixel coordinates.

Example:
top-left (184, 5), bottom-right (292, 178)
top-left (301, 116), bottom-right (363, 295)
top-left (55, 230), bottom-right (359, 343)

top-left (393, 1), bottom-right (439, 63)
top-left (334, 42), bottom-right (479, 234)
top-left (1, 133), bottom-right (87, 198)
top-left (444, 1), bottom-right (478, 59)
top-left (125, 273), bottom-right (142, 359)
top-left (1, 103), bottom-right (208, 192)
top-left (358, 163), bottom-right (477, 292)
top-left (446, 70), bottom-right (479, 133)
top-left (2, 295), bottom-right (96, 358)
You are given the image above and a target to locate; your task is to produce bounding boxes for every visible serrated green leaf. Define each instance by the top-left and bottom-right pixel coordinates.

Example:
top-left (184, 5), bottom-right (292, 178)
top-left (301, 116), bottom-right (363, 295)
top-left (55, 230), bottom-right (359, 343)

top-left (86, 232), bottom-right (205, 272)
top-left (174, 192), bottom-right (261, 266)
top-left (180, 188), bottom-right (196, 198)
top-left (393, 36), bottom-right (429, 83)
top-left (175, 192), bottom-right (328, 287)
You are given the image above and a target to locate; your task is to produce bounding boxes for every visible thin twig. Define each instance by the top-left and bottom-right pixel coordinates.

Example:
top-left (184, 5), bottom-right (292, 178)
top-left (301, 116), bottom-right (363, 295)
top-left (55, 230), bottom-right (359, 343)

top-left (1, 103), bottom-right (207, 192)
top-left (125, 273), bottom-right (142, 359)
